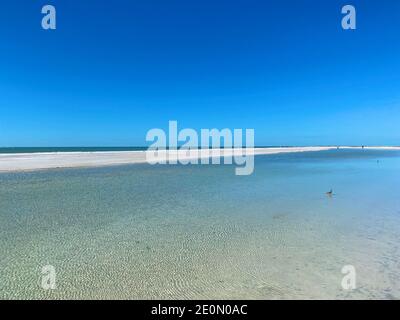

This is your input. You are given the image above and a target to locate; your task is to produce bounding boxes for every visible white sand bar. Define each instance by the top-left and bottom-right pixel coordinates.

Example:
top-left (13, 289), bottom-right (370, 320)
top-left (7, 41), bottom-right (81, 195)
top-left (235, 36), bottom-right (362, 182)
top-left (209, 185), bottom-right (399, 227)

top-left (0, 146), bottom-right (399, 173)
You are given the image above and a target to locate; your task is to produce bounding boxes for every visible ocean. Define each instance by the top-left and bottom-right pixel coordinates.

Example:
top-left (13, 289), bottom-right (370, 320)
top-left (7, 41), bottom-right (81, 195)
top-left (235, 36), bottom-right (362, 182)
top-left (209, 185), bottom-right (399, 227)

top-left (0, 147), bottom-right (148, 154)
top-left (0, 146), bottom-right (284, 154)
top-left (0, 149), bottom-right (399, 299)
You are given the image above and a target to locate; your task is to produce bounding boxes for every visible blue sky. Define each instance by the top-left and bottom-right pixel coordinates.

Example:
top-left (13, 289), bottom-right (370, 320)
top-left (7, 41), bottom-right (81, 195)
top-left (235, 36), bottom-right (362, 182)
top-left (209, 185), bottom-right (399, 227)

top-left (0, 0), bottom-right (399, 146)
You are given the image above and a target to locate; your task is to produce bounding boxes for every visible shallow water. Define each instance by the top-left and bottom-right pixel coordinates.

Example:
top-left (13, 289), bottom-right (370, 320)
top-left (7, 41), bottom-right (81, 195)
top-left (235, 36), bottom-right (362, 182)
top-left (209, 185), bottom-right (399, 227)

top-left (1, 149), bottom-right (400, 299)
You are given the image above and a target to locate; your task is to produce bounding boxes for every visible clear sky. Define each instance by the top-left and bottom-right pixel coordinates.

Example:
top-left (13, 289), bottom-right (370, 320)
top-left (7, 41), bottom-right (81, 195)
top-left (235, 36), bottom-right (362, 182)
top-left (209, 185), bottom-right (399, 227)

top-left (0, 0), bottom-right (399, 147)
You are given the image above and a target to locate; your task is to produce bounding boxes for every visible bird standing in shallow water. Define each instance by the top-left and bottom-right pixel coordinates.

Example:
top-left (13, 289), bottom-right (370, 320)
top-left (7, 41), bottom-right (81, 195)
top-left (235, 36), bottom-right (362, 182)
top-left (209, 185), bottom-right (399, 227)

top-left (326, 189), bottom-right (333, 197)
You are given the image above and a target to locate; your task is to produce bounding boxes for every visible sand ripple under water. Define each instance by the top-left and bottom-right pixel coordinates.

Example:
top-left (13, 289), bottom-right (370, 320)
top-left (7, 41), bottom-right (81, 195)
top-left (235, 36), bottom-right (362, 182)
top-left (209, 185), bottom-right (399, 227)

top-left (1, 149), bottom-right (400, 299)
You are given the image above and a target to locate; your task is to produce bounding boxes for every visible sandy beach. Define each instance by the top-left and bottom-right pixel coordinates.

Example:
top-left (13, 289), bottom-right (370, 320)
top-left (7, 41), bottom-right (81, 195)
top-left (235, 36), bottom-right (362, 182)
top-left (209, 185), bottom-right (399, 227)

top-left (0, 146), bottom-right (399, 173)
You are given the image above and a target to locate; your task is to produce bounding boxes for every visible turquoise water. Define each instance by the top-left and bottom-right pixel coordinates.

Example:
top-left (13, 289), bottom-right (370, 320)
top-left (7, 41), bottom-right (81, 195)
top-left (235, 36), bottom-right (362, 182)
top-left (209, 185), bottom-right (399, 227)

top-left (1, 149), bottom-right (400, 299)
